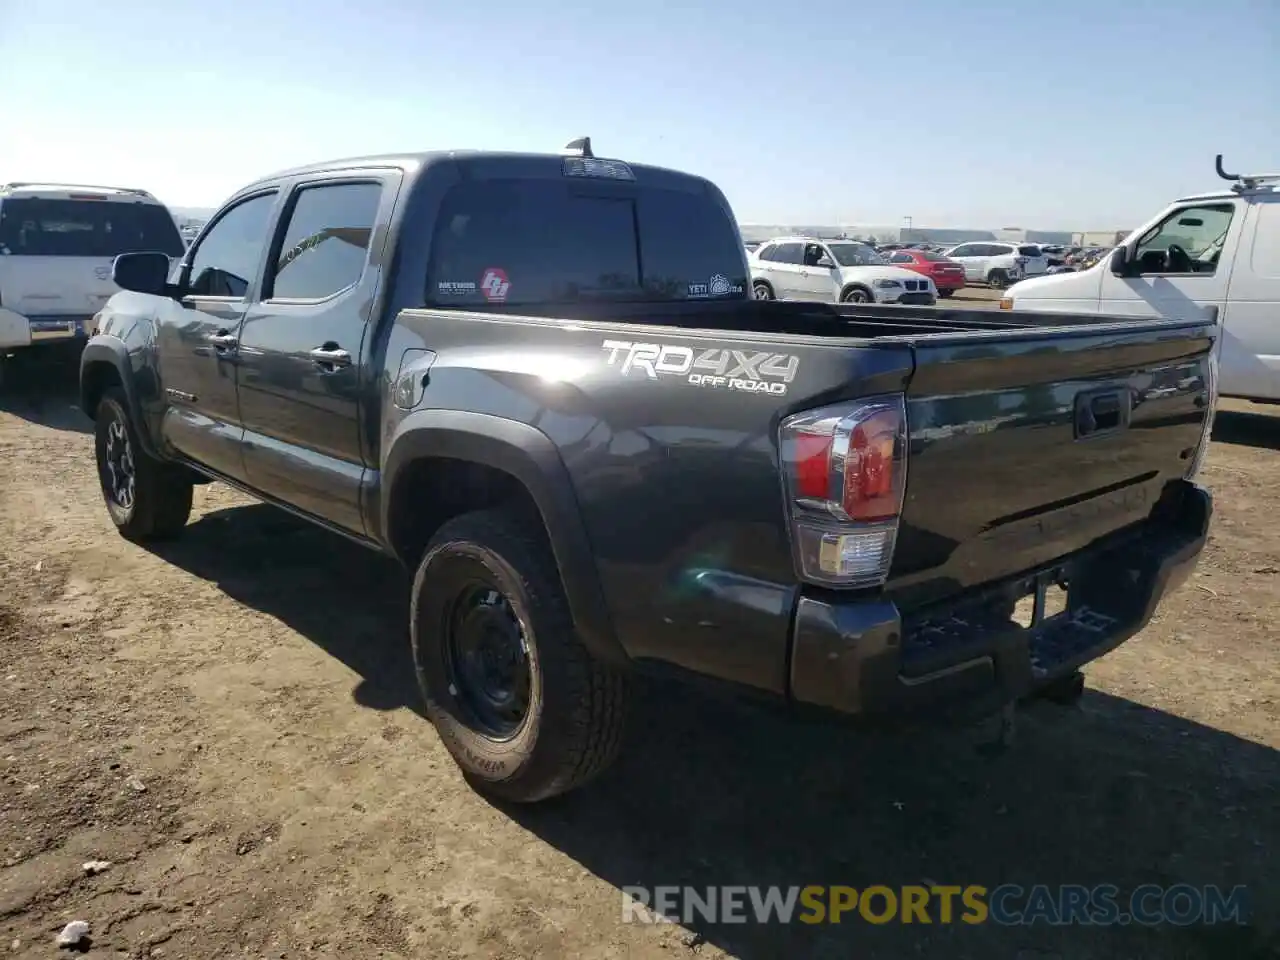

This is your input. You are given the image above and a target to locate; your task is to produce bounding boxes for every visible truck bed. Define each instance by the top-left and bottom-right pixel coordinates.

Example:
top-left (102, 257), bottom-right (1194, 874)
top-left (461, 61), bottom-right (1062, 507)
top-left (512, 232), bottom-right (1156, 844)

top-left (444, 298), bottom-right (1194, 342)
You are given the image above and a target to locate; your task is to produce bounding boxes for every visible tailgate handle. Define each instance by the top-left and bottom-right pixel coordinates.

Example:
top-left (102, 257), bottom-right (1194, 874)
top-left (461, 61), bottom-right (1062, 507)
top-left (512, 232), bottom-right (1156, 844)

top-left (1075, 388), bottom-right (1131, 438)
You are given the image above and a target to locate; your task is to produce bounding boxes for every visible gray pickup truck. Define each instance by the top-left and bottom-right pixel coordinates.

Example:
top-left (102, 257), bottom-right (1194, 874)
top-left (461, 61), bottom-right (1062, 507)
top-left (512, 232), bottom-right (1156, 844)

top-left (81, 140), bottom-right (1215, 802)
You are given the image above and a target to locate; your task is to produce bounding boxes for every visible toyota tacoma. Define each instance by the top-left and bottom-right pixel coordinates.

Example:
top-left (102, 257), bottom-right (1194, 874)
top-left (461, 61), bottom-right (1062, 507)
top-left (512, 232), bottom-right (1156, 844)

top-left (80, 140), bottom-right (1216, 802)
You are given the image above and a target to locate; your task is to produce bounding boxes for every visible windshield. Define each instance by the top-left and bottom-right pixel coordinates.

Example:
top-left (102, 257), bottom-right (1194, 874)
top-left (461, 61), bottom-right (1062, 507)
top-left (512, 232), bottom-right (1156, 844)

top-left (425, 179), bottom-right (748, 305)
top-left (826, 242), bottom-right (885, 267)
top-left (0, 198), bottom-right (185, 257)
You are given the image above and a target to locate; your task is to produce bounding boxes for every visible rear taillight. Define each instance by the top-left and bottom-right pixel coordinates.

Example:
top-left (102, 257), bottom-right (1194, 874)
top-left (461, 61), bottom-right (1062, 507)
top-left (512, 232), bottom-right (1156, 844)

top-left (1187, 336), bottom-right (1219, 480)
top-left (779, 396), bottom-right (908, 588)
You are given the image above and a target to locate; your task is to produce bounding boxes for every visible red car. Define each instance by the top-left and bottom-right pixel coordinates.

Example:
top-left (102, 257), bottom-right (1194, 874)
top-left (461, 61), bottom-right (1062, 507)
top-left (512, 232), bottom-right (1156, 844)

top-left (885, 249), bottom-right (966, 297)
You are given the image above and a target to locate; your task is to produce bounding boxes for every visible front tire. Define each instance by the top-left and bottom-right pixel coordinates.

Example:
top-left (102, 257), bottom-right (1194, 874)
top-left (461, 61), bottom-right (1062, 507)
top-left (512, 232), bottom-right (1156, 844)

top-left (938, 288), bottom-right (955, 298)
top-left (94, 388), bottom-right (192, 541)
top-left (841, 286), bottom-right (872, 303)
top-left (411, 508), bottom-right (630, 803)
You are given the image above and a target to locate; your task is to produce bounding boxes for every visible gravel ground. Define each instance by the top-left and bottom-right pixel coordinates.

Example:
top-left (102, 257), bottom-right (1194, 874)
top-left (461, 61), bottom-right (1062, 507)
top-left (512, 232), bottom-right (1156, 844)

top-left (1, 355), bottom-right (1277, 960)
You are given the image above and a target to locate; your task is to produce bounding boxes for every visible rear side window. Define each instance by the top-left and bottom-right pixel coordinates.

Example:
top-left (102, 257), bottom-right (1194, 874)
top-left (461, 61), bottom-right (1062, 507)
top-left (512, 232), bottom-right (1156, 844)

top-left (0, 197), bottom-right (185, 258)
top-left (268, 182), bottom-right (381, 300)
top-left (770, 243), bottom-right (803, 264)
top-left (425, 179), bottom-right (747, 305)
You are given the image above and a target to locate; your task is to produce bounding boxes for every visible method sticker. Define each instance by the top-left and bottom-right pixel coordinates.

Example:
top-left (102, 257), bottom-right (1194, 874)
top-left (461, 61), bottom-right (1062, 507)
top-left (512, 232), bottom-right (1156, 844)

top-left (437, 280), bottom-right (477, 295)
top-left (480, 267), bottom-right (511, 302)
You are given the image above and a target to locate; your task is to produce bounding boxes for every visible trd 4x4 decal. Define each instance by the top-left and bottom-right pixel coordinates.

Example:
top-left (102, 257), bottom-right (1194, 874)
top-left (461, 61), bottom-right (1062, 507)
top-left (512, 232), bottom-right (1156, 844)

top-left (601, 339), bottom-right (799, 396)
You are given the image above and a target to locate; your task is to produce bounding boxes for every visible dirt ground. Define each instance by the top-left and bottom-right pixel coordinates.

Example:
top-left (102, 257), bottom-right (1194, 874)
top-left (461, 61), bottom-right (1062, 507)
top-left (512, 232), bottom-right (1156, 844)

top-left (1, 355), bottom-right (1277, 960)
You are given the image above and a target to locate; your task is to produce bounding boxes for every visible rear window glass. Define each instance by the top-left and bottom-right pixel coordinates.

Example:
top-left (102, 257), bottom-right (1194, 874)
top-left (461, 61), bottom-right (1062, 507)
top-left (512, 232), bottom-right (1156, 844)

top-left (425, 179), bottom-right (748, 306)
top-left (0, 198), bottom-right (184, 257)
top-left (919, 251), bottom-right (953, 262)
top-left (1017, 245), bottom-right (1042, 257)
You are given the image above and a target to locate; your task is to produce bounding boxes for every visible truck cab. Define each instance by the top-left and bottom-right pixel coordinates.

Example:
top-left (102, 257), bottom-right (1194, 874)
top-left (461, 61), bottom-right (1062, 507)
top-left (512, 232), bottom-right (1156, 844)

top-left (1001, 156), bottom-right (1280, 403)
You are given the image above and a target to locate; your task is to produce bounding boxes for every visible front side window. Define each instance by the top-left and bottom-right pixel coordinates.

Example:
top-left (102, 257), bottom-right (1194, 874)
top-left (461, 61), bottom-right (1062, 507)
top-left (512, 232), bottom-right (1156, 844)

top-left (425, 179), bottom-right (747, 305)
top-left (187, 192), bottom-right (277, 298)
top-left (268, 182), bottom-right (381, 300)
top-left (0, 198), bottom-right (184, 258)
top-left (1133, 203), bottom-right (1235, 276)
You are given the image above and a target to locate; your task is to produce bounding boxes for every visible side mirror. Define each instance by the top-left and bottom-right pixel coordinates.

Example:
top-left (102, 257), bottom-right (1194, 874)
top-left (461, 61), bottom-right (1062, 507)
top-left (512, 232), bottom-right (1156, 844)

top-left (1109, 246), bottom-right (1131, 277)
top-left (112, 252), bottom-right (173, 296)
top-left (817, 256), bottom-right (835, 269)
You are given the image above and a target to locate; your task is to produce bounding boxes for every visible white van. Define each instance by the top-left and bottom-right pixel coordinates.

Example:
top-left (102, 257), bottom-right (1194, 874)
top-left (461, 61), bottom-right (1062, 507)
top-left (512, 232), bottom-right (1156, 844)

top-left (1001, 157), bottom-right (1280, 403)
top-left (0, 183), bottom-right (185, 352)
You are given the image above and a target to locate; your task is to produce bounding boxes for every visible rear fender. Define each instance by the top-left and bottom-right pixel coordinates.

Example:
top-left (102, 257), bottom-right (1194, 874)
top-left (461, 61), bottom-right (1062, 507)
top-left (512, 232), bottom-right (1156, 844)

top-left (381, 409), bottom-right (626, 666)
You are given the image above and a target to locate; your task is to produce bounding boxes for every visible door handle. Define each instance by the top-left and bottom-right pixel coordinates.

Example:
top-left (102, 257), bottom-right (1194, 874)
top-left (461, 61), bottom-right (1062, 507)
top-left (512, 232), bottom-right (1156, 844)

top-left (208, 332), bottom-right (238, 350)
top-left (309, 345), bottom-right (352, 369)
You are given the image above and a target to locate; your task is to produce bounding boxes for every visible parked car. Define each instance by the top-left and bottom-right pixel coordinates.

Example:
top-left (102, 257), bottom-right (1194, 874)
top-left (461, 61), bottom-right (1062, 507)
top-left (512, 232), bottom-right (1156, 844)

top-left (0, 182), bottom-right (184, 355)
top-left (751, 237), bottom-right (937, 304)
top-left (884, 249), bottom-right (966, 297)
top-left (943, 242), bottom-right (1050, 288)
top-left (1003, 153), bottom-right (1280, 402)
top-left (81, 141), bottom-right (1214, 803)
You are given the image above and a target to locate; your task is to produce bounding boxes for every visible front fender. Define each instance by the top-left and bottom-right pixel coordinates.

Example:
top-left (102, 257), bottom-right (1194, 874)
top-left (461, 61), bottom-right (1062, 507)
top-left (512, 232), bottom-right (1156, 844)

top-left (382, 408), bottom-right (625, 666)
top-left (79, 335), bottom-right (163, 459)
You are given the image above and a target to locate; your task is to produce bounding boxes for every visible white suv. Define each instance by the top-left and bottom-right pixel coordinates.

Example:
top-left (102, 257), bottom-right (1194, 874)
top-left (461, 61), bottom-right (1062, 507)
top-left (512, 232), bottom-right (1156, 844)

top-left (750, 237), bottom-right (937, 304)
top-left (943, 242), bottom-right (1049, 288)
top-left (0, 182), bottom-right (185, 352)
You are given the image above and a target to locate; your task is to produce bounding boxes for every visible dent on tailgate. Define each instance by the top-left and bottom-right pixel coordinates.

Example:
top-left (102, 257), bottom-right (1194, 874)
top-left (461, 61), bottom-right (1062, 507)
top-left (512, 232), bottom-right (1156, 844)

top-left (886, 323), bottom-right (1213, 611)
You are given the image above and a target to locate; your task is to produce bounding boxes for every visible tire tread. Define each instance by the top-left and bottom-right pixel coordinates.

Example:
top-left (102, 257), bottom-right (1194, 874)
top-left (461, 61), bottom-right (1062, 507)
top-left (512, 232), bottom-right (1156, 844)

top-left (412, 508), bottom-right (629, 802)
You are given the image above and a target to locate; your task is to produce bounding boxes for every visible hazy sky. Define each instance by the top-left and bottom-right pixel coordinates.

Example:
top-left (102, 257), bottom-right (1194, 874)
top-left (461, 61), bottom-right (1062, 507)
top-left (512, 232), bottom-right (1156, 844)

top-left (2, 0), bottom-right (1277, 229)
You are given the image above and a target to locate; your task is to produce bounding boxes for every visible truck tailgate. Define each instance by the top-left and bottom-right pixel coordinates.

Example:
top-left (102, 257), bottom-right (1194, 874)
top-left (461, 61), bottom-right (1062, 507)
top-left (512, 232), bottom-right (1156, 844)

top-left (888, 318), bottom-right (1214, 610)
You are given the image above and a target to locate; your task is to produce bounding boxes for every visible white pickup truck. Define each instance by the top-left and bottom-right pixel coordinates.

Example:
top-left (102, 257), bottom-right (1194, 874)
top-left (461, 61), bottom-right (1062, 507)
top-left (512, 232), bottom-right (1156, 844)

top-left (1001, 156), bottom-right (1280, 404)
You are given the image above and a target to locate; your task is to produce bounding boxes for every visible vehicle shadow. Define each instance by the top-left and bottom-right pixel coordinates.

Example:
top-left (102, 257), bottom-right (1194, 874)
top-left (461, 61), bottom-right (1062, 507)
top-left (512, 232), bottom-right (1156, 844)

top-left (147, 502), bottom-right (1278, 960)
top-left (0, 351), bottom-right (91, 434)
top-left (1212, 409), bottom-right (1280, 452)
top-left (145, 502), bottom-right (420, 715)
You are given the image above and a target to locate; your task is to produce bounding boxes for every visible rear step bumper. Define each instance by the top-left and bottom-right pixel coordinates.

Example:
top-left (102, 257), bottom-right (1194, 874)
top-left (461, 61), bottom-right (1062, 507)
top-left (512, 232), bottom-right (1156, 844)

top-left (788, 480), bottom-right (1212, 720)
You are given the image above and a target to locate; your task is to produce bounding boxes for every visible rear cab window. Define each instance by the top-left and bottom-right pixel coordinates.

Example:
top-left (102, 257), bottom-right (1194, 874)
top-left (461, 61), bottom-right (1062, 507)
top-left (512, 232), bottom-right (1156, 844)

top-left (0, 197), bottom-right (184, 257)
top-left (425, 173), bottom-right (748, 306)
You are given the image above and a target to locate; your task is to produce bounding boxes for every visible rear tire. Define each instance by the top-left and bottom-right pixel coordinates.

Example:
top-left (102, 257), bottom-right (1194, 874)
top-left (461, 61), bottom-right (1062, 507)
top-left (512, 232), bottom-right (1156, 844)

top-left (94, 388), bottom-right (192, 541)
top-left (752, 280), bottom-right (774, 301)
top-left (937, 288), bottom-right (955, 298)
top-left (987, 269), bottom-right (1010, 289)
top-left (411, 508), bottom-right (630, 803)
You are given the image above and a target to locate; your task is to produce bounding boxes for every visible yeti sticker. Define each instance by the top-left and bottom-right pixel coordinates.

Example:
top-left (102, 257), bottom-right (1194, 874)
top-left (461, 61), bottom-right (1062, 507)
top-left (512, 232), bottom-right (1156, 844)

top-left (688, 274), bottom-right (743, 298)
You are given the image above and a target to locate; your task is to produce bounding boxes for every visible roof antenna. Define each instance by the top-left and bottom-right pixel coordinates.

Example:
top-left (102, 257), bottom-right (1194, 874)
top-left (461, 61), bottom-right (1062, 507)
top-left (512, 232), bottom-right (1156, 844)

top-left (1215, 154), bottom-right (1239, 182)
top-left (564, 137), bottom-right (593, 158)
